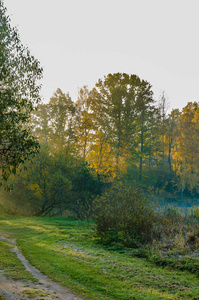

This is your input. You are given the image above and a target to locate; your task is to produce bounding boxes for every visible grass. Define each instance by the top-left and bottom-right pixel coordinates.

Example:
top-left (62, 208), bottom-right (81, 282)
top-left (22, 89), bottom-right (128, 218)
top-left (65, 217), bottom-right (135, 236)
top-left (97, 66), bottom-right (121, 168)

top-left (0, 216), bottom-right (199, 299)
top-left (0, 238), bottom-right (37, 282)
top-left (21, 288), bottom-right (52, 299)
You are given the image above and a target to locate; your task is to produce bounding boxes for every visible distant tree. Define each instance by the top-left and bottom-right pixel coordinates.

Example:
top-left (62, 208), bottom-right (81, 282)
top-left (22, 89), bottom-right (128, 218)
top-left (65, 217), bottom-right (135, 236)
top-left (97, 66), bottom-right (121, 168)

top-left (31, 103), bottom-right (52, 145)
top-left (73, 86), bottom-right (94, 159)
top-left (158, 92), bottom-right (169, 164)
top-left (0, 2), bottom-right (43, 183)
top-left (133, 79), bottom-right (155, 181)
top-left (173, 102), bottom-right (199, 193)
top-left (48, 88), bottom-right (75, 152)
top-left (80, 73), bottom-right (156, 180)
top-left (89, 73), bottom-right (141, 177)
top-left (167, 109), bottom-right (181, 173)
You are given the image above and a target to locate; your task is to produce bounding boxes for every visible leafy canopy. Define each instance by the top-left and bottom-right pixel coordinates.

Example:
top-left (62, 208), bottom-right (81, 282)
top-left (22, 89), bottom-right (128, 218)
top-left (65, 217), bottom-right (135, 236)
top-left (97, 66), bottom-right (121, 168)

top-left (0, 1), bottom-right (43, 182)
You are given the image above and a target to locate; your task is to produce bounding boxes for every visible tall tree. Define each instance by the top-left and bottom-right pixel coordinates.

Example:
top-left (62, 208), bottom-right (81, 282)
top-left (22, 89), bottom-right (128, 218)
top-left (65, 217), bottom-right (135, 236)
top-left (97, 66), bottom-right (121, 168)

top-left (48, 88), bottom-right (74, 152)
top-left (0, 2), bottom-right (43, 183)
top-left (158, 92), bottom-right (169, 164)
top-left (167, 108), bottom-right (180, 173)
top-left (173, 102), bottom-right (199, 193)
top-left (89, 73), bottom-right (141, 176)
top-left (133, 79), bottom-right (155, 181)
top-left (31, 103), bottom-right (52, 144)
top-left (73, 86), bottom-right (94, 159)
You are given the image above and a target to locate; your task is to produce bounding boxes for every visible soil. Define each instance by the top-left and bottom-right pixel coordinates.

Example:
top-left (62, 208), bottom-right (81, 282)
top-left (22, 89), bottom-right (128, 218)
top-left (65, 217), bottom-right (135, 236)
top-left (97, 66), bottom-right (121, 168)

top-left (0, 236), bottom-right (85, 300)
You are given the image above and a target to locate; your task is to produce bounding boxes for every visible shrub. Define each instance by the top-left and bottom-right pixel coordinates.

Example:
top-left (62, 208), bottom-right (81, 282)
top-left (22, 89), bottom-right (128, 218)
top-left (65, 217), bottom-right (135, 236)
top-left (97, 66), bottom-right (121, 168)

top-left (93, 183), bottom-right (155, 247)
top-left (151, 206), bottom-right (199, 259)
top-left (152, 206), bottom-right (185, 240)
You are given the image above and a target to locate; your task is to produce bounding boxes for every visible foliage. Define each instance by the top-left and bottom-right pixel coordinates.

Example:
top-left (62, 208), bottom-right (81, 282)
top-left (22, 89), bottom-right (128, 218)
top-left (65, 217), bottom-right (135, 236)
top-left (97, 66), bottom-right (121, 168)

top-left (88, 73), bottom-right (156, 178)
top-left (29, 73), bottom-right (199, 197)
top-left (128, 206), bottom-right (199, 275)
top-left (48, 88), bottom-right (75, 151)
top-left (73, 86), bottom-right (94, 159)
top-left (173, 102), bottom-right (199, 193)
top-left (0, 144), bottom-right (102, 217)
top-left (93, 183), bottom-right (155, 247)
top-left (31, 88), bottom-right (75, 152)
top-left (0, 2), bottom-right (43, 183)
top-left (3, 62), bottom-right (199, 218)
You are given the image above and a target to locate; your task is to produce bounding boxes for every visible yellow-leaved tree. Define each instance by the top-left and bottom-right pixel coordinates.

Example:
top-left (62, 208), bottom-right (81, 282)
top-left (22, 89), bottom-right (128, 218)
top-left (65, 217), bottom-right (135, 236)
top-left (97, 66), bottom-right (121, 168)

top-left (173, 102), bottom-right (199, 193)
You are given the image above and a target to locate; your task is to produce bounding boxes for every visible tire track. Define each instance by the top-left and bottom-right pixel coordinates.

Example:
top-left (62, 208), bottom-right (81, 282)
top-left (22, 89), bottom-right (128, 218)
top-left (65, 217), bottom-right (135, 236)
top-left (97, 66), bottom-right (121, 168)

top-left (0, 236), bottom-right (85, 300)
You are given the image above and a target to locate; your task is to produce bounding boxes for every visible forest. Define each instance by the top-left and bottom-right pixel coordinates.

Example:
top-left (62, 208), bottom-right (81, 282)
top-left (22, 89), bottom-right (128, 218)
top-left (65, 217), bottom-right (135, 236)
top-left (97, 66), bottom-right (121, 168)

top-left (1, 73), bottom-right (199, 217)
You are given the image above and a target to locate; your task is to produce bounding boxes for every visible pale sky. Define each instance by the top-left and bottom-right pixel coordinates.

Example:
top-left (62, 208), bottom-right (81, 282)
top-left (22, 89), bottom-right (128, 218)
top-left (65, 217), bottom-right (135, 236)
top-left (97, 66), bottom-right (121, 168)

top-left (3, 0), bottom-right (199, 111)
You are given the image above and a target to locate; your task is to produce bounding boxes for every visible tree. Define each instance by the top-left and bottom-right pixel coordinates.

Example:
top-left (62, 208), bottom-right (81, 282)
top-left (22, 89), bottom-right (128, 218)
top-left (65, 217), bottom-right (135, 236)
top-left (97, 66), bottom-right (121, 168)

top-left (167, 109), bottom-right (180, 173)
top-left (31, 103), bottom-right (52, 145)
top-left (89, 73), bottom-right (141, 177)
top-left (48, 88), bottom-right (74, 152)
top-left (173, 102), bottom-right (199, 194)
top-left (158, 92), bottom-right (169, 164)
top-left (133, 79), bottom-right (155, 181)
top-left (79, 73), bottom-right (156, 180)
top-left (0, 2), bottom-right (43, 183)
top-left (73, 86), bottom-right (94, 159)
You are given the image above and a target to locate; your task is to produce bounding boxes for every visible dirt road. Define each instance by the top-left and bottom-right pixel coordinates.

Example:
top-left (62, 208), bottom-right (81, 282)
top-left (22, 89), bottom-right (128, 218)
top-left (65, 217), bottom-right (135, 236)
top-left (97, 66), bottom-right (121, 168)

top-left (0, 236), bottom-right (85, 300)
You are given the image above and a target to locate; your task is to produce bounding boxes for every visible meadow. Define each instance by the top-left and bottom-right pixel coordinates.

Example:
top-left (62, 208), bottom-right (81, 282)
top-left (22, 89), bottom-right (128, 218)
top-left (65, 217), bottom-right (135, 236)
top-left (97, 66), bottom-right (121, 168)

top-left (0, 216), bottom-right (199, 300)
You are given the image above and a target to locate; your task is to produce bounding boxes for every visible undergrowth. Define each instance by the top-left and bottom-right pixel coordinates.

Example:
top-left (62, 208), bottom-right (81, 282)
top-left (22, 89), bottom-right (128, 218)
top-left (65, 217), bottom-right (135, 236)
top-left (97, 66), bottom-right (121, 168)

top-left (92, 183), bottom-right (199, 275)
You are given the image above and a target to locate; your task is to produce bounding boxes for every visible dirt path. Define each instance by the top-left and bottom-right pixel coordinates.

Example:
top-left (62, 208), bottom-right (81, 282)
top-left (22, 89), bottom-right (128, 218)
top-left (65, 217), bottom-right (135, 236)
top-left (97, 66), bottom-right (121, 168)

top-left (0, 236), bottom-right (85, 300)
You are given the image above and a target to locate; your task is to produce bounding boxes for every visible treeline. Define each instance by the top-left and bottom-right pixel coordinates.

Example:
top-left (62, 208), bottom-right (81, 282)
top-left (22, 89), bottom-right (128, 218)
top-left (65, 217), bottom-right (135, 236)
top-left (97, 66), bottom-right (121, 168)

top-left (33, 73), bottom-right (199, 193)
top-left (33, 73), bottom-right (159, 182)
top-left (1, 72), bottom-right (199, 215)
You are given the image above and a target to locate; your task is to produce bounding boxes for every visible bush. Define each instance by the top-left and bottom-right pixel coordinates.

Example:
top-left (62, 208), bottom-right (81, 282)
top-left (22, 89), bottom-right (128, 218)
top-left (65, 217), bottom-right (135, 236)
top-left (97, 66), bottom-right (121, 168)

top-left (152, 206), bottom-right (185, 240)
top-left (93, 183), bottom-right (155, 247)
top-left (0, 145), bottom-right (103, 217)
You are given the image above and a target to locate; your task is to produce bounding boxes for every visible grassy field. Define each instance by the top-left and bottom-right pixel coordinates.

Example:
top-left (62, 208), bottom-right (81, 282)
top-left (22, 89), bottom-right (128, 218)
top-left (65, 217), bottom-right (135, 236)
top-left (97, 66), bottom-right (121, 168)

top-left (0, 238), bottom-right (37, 282)
top-left (0, 216), bottom-right (199, 299)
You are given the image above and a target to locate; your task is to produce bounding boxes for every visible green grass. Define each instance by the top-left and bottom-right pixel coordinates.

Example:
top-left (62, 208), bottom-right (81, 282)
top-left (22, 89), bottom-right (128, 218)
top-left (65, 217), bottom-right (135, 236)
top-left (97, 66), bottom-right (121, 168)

top-left (0, 216), bottom-right (199, 299)
top-left (0, 238), bottom-right (37, 282)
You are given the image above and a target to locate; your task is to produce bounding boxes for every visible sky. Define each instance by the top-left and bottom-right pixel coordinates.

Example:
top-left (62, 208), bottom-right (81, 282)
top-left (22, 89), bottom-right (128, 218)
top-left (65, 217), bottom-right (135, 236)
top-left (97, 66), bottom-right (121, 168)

top-left (3, 0), bottom-right (199, 111)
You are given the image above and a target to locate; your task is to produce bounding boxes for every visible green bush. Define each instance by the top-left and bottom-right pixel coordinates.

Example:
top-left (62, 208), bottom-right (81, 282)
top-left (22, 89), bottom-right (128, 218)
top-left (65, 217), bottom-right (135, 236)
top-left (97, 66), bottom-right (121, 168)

top-left (0, 145), bottom-right (103, 217)
top-left (93, 183), bottom-right (155, 247)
